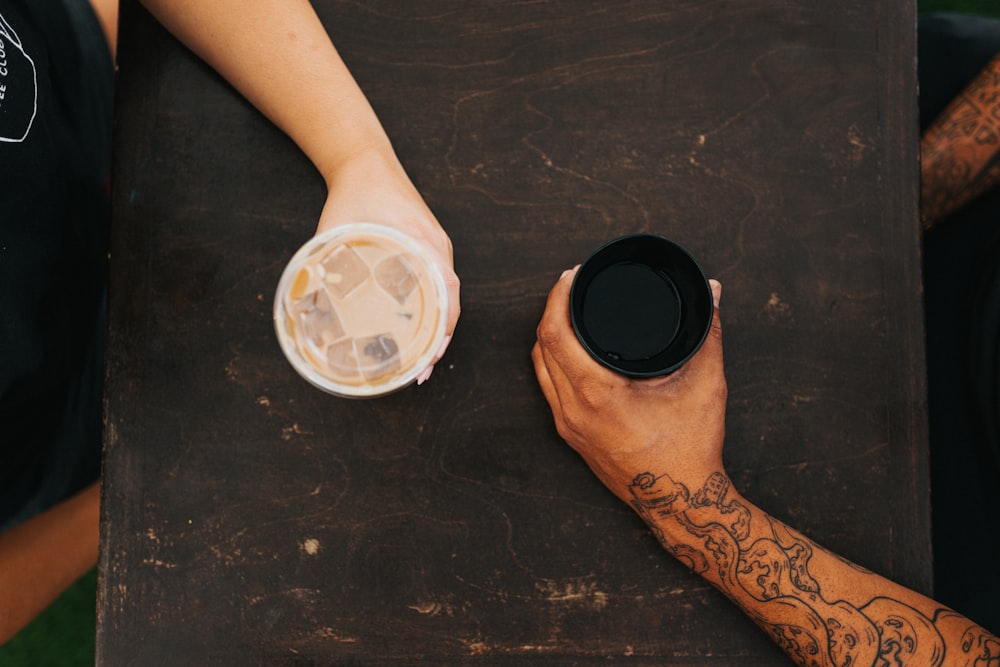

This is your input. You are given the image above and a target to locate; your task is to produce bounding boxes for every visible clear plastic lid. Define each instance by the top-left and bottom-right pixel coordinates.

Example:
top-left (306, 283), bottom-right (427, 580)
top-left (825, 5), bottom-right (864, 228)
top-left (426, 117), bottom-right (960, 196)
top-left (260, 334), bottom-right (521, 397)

top-left (274, 223), bottom-right (449, 398)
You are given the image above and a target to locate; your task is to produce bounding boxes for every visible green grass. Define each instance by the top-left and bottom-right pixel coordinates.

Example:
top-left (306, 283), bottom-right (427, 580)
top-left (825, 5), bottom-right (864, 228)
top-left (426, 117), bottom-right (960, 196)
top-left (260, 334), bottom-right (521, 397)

top-left (0, 2), bottom-right (994, 665)
top-left (0, 568), bottom-right (96, 665)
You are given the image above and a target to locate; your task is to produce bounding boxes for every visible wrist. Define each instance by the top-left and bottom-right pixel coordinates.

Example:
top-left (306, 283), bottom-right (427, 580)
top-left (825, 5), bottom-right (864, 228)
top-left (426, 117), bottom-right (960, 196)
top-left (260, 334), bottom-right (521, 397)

top-left (627, 469), bottom-right (735, 522)
top-left (318, 134), bottom-right (400, 193)
top-left (626, 469), bottom-right (748, 572)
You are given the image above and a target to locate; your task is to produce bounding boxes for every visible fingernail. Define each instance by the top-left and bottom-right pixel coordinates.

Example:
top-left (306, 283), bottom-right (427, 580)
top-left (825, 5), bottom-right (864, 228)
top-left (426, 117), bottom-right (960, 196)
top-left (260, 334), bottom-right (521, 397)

top-left (560, 265), bottom-right (581, 280)
top-left (416, 365), bottom-right (434, 385)
top-left (435, 334), bottom-right (452, 360)
top-left (709, 279), bottom-right (722, 307)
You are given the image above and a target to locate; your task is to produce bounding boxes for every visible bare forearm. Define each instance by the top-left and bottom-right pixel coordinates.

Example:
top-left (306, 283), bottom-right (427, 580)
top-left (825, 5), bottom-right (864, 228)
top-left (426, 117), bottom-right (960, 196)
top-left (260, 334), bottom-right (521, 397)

top-left (138, 0), bottom-right (395, 186)
top-left (0, 483), bottom-right (100, 644)
top-left (920, 52), bottom-right (1000, 229)
top-left (631, 470), bottom-right (999, 666)
top-left (139, 0), bottom-right (461, 338)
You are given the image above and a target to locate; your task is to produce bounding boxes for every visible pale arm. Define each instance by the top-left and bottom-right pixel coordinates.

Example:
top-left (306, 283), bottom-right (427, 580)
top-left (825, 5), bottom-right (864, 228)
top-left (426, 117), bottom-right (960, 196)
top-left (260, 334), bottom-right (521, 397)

top-left (0, 483), bottom-right (100, 645)
top-left (138, 0), bottom-right (390, 187)
top-left (532, 270), bottom-right (999, 666)
top-left (138, 0), bottom-right (460, 348)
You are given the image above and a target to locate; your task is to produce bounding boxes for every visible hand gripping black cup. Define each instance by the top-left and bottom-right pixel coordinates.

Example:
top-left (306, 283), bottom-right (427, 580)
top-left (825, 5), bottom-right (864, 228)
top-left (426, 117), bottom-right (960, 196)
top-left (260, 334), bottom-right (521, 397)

top-left (570, 234), bottom-right (714, 378)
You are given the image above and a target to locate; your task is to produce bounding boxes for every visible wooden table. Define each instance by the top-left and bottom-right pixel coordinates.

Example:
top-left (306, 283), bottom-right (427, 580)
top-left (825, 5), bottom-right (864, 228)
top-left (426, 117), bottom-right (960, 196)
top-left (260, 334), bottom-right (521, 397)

top-left (99, 1), bottom-right (927, 664)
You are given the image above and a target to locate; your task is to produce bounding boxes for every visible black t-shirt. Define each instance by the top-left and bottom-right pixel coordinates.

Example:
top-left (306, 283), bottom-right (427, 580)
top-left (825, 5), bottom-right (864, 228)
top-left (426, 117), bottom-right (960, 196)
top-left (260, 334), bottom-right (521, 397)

top-left (0, 0), bottom-right (113, 516)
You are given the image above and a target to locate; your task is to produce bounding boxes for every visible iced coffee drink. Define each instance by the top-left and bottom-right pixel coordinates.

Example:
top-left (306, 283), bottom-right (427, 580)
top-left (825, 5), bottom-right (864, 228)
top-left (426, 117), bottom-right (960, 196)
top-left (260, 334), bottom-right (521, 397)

top-left (274, 223), bottom-right (448, 397)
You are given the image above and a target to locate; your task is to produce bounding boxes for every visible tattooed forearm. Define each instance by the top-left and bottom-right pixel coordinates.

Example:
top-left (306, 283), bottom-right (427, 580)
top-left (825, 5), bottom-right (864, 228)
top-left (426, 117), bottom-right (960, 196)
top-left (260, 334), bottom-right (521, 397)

top-left (630, 471), bottom-right (1000, 666)
top-left (921, 52), bottom-right (1000, 229)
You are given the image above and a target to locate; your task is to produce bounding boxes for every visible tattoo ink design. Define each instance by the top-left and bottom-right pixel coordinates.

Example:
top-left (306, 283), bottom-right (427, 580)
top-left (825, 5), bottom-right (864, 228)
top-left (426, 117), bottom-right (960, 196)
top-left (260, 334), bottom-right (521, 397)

top-left (629, 471), bottom-right (1000, 666)
top-left (933, 610), bottom-right (1000, 667)
top-left (860, 597), bottom-right (944, 665)
top-left (921, 53), bottom-right (1000, 228)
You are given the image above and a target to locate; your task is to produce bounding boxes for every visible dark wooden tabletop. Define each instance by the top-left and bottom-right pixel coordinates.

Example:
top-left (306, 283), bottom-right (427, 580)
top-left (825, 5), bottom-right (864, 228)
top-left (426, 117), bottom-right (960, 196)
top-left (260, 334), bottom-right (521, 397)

top-left (98, 1), bottom-right (926, 664)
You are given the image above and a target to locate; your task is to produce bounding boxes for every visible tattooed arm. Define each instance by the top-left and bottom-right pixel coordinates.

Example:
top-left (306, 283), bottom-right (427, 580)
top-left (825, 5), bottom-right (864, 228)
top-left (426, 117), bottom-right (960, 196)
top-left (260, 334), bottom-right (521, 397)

top-left (531, 269), bottom-right (999, 666)
top-left (921, 52), bottom-right (1000, 230)
top-left (628, 471), bottom-right (1000, 666)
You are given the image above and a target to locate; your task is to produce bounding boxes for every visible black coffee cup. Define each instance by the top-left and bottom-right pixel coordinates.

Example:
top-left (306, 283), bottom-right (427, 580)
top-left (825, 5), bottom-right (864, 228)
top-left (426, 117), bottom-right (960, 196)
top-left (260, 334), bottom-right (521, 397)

top-left (570, 234), bottom-right (713, 378)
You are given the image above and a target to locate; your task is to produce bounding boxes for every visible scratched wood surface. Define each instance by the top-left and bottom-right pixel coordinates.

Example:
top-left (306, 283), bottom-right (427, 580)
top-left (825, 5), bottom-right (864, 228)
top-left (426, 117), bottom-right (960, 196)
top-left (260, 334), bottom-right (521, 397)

top-left (98, 1), bottom-right (925, 664)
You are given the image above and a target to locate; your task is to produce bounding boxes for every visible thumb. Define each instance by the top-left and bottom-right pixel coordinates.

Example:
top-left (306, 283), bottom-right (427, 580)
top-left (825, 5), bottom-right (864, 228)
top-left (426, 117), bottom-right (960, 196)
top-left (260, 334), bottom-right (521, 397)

top-left (680, 279), bottom-right (724, 378)
top-left (705, 278), bottom-right (724, 351)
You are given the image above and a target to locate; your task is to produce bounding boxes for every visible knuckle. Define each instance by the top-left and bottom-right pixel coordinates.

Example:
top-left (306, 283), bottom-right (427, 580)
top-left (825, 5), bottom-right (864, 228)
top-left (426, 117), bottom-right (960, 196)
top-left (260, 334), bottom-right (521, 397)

top-left (554, 419), bottom-right (578, 443)
top-left (535, 318), bottom-right (563, 349)
top-left (716, 377), bottom-right (728, 402)
top-left (574, 384), bottom-right (603, 411)
top-left (559, 412), bottom-right (590, 445)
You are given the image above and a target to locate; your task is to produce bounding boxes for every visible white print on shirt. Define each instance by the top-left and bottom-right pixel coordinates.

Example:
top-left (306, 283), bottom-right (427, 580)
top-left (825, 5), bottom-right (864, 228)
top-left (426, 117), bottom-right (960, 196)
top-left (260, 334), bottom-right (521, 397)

top-left (0, 11), bottom-right (37, 143)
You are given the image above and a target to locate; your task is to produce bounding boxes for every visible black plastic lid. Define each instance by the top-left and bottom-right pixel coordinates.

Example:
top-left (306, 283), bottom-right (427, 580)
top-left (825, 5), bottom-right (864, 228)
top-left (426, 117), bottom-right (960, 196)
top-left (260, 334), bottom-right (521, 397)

top-left (570, 234), bottom-right (713, 378)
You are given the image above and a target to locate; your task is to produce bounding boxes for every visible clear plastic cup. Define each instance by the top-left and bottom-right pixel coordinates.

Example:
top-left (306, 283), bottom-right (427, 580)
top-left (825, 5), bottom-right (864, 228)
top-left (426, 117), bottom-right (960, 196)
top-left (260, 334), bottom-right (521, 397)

top-left (274, 223), bottom-right (448, 398)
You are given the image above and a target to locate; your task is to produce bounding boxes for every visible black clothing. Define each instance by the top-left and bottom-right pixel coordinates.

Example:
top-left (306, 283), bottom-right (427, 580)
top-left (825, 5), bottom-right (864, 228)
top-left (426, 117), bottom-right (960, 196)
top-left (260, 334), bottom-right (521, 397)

top-left (0, 0), bottom-right (113, 525)
top-left (919, 11), bottom-right (1000, 633)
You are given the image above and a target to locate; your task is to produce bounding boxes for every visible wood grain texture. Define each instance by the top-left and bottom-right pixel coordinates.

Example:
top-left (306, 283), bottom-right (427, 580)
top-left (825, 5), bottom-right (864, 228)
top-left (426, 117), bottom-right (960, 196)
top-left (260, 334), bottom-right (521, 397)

top-left (98, 1), bottom-right (925, 664)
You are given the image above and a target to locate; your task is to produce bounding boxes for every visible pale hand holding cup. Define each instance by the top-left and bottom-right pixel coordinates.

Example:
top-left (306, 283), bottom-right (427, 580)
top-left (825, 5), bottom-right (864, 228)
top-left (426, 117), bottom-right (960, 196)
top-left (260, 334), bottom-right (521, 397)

top-left (316, 148), bottom-right (460, 382)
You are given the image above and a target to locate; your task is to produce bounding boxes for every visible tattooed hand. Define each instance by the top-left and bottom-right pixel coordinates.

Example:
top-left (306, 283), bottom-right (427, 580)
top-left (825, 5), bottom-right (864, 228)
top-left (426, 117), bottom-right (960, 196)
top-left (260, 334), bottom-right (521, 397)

top-left (531, 267), bottom-right (726, 500)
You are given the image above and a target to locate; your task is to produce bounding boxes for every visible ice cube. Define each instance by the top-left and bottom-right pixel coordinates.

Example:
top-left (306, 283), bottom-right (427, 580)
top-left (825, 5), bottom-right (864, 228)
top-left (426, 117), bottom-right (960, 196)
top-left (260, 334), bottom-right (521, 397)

top-left (356, 334), bottom-right (401, 380)
top-left (293, 289), bottom-right (345, 355)
top-left (326, 338), bottom-right (360, 378)
top-left (374, 254), bottom-right (419, 305)
top-left (319, 244), bottom-right (370, 298)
